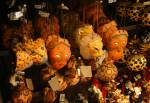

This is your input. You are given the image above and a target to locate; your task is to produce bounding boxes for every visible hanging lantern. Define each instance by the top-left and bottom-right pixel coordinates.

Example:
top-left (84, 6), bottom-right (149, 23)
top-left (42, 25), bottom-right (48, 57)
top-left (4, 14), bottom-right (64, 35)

top-left (95, 60), bottom-right (118, 82)
top-left (127, 55), bottom-right (147, 71)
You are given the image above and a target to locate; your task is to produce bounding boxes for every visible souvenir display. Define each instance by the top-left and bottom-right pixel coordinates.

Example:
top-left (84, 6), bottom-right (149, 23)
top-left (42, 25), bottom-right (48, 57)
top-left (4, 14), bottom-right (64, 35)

top-left (1, 1), bottom-right (150, 103)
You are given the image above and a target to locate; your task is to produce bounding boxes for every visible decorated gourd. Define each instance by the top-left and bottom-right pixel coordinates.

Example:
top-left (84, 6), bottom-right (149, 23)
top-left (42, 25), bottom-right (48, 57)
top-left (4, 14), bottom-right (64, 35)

top-left (127, 2), bottom-right (144, 22)
top-left (142, 8), bottom-right (150, 26)
top-left (95, 60), bottom-right (118, 82)
top-left (127, 55), bottom-right (147, 71)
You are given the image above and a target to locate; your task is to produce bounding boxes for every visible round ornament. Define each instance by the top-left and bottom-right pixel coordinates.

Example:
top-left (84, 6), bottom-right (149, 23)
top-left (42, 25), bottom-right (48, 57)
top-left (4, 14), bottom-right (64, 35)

top-left (127, 2), bottom-right (144, 22)
top-left (117, 48), bottom-right (131, 63)
top-left (142, 8), bottom-right (150, 26)
top-left (116, 2), bottom-right (130, 17)
top-left (127, 55), bottom-right (147, 71)
top-left (95, 61), bottom-right (118, 82)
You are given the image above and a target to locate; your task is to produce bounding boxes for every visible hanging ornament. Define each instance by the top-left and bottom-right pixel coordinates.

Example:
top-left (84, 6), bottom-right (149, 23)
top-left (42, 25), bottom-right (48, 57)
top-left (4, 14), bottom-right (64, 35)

top-left (74, 24), bottom-right (104, 60)
top-left (127, 55), bottom-right (147, 71)
top-left (108, 30), bottom-right (128, 50)
top-left (127, 1), bottom-right (144, 22)
top-left (43, 87), bottom-right (57, 103)
top-left (142, 7), bottom-right (150, 26)
top-left (116, 2), bottom-right (130, 17)
top-left (95, 60), bottom-right (118, 82)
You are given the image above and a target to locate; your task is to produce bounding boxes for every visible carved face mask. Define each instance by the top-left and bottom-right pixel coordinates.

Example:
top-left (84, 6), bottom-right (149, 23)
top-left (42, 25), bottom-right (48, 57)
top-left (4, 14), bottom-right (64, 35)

top-left (49, 43), bottom-right (71, 70)
top-left (79, 33), bottom-right (104, 59)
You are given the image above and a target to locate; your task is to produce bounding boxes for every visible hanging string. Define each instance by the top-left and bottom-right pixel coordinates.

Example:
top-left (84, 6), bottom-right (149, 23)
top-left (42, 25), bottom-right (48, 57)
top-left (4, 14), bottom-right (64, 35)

top-left (96, 1), bottom-right (99, 33)
top-left (83, 6), bottom-right (85, 24)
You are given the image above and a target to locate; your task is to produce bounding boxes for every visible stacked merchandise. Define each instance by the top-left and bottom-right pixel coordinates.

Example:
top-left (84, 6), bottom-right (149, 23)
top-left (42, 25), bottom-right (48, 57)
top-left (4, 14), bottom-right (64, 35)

top-left (0, 0), bottom-right (149, 103)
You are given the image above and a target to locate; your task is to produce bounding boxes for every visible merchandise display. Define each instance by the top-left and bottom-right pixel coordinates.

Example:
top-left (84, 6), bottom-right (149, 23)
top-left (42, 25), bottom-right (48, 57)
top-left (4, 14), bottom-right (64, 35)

top-left (0, 0), bottom-right (149, 103)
